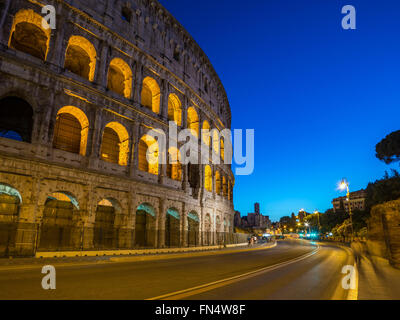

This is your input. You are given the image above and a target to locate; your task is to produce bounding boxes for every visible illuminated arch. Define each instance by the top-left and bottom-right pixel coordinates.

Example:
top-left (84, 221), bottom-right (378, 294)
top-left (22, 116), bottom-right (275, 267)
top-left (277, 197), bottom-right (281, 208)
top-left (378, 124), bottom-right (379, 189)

top-left (0, 183), bottom-right (22, 204)
top-left (107, 58), bottom-right (133, 98)
top-left (202, 120), bottom-right (211, 146)
top-left (138, 134), bottom-right (159, 175)
top-left (204, 165), bottom-right (212, 192)
top-left (168, 94), bottom-right (182, 126)
top-left (212, 130), bottom-right (220, 155)
top-left (167, 147), bottom-right (182, 181)
top-left (187, 107), bottom-right (199, 137)
top-left (53, 106), bottom-right (89, 156)
top-left (100, 122), bottom-right (130, 166)
top-left (64, 35), bottom-right (97, 81)
top-left (215, 171), bottom-right (221, 195)
top-left (94, 198), bottom-right (121, 249)
top-left (8, 9), bottom-right (51, 60)
top-left (165, 207), bottom-right (181, 247)
top-left (141, 77), bottom-right (160, 114)
top-left (223, 176), bottom-right (228, 197)
top-left (221, 138), bottom-right (225, 162)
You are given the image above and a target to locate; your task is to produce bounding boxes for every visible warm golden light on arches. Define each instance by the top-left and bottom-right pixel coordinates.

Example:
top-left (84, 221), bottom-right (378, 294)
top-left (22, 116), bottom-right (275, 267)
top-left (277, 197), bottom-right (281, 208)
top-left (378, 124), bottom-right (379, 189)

top-left (139, 134), bottom-right (159, 175)
top-left (141, 77), bottom-right (160, 114)
top-left (167, 147), bottom-right (182, 181)
top-left (56, 106), bottom-right (89, 156)
top-left (8, 9), bottom-right (51, 60)
top-left (202, 120), bottom-right (211, 146)
top-left (204, 165), bottom-right (212, 192)
top-left (108, 58), bottom-right (133, 99)
top-left (187, 107), bottom-right (199, 138)
top-left (65, 35), bottom-right (97, 82)
top-left (104, 122), bottom-right (130, 166)
top-left (168, 94), bottom-right (182, 126)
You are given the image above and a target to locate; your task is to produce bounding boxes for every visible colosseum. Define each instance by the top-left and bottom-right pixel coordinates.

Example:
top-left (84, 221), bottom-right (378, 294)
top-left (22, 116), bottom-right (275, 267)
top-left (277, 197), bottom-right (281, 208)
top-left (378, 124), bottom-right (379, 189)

top-left (0, 0), bottom-right (240, 257)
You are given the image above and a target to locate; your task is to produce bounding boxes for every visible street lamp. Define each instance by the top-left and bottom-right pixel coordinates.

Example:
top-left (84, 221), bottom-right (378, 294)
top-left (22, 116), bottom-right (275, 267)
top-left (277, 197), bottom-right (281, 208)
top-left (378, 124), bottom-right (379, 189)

top-left (338, 179), bottom-right (354, 238)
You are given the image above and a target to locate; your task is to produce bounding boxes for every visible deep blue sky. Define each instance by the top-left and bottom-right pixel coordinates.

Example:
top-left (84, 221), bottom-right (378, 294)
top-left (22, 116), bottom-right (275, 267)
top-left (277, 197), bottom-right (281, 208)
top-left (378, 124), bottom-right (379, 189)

top-left (160, 0), bottom-right (400, 221)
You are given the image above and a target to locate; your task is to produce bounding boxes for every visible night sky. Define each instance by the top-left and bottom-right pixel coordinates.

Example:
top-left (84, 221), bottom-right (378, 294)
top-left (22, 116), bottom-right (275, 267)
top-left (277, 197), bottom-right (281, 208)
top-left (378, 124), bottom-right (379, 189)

top-left (160, 0), bottom-right (400, 221)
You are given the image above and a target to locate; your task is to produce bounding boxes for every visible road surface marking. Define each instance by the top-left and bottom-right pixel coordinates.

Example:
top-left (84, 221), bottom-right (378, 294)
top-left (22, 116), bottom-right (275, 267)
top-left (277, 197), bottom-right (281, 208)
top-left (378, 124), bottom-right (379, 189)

top-left (146, 246), bottom-right (320, 300)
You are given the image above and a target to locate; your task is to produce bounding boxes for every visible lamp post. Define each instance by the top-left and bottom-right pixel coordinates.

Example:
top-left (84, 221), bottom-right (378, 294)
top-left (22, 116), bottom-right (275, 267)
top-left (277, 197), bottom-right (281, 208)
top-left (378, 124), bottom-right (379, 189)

top-left (339, 179), bottom-right (354, 238)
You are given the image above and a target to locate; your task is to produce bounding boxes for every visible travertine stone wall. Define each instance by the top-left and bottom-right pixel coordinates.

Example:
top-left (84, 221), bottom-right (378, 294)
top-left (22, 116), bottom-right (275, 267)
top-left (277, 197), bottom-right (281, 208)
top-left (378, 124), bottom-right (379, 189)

top-left (0, 0), bottom-right (236, 256)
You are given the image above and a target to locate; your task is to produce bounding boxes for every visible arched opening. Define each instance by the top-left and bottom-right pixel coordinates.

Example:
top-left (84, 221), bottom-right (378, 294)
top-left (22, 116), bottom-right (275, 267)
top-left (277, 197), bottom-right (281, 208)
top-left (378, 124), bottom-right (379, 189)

top-left (53, 106), bottom-right (89, 156)
top-left (202, 120), bottom-right (211, 146)
top-left (39, 192), bottom-right (79, 251)
top-left (0, 97), bottom-right (33, 143)
top-left (216, 216), bottom-right (222, 245)
top-left (107, 58), bottom-right (132, 98)
top-left (187, 211), bottom-right (199, 247)
top-left (223, 176), bottom-right (228, 197)
top-left (167, 147), bottom-right (182, 181)
top-left (204, 165), bottom-right (212, 192)
top-left (212, 130), bottom-right (220, 155)
top-left (141, 77), bottom-right (160, 114)
top-left (94, 198), bottom-right (119, 249)
top-left (64, 36), bottom-right (97, 81)
top-left (165, 208), bottom-right (180, 248)
top-left (8, 9), bottom-right (51, 60)
top-left (168, 94), bottom-right (182, 126)
top-left (0, 183), bottom-right (21, 257)
top-left (187, 107), bottom-right (199, 137)
top-left (204, 214), bottom-right (211, 246)
top-left (135, 203), bottom-right (156, 248)
top-left (221, 138), bottom-right (225, 162)
top-left (100, 122), bottom-right (129, 166)
top-left (215, 171), bottom-right (221, 195)
top-left (138, 135), bottom-right (159, 175)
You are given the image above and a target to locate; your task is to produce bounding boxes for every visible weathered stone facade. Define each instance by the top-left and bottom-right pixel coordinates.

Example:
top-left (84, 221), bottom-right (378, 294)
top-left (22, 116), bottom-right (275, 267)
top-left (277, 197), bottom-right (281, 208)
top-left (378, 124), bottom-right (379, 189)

top-left (0, 0), bottom-right (236, 257)
top-left (367, 199), bottom-right (400, 268)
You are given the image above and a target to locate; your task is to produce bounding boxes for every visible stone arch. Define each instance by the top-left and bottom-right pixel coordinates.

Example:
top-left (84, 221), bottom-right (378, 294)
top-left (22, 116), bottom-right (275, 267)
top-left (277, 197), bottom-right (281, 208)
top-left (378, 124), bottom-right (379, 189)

top-left (53, 106), bottom-right (89, 156)
top-left (165, 207), bottom-right (180, 247)
top-left (39, 191), bottom-right (80, 251)
top-left (212, 129), bottom-right (220, 155)
top-left (141, 77), bottom-right (160, 114)
top-left (8, 9), bottom-right (51, 60)
top-left (100, 122), bottom-right (130, 166)
top-left (220, 138), bottom-right (225, 162)
top-left (0, 96), bottom-right (33, 143)
top-left (168, 93), bottom-right (182, 126)
top-left (215, 171), bottom-right (221, 195)
top-left (64, 35), bottom-right (97, 82)
top-left (138, 134), bottom-right (159, 175)
top-left (216, 215), bottom-right (222, 245)
top-left (223, 176), bottom-right (228, 197)
top-left (204, 165), bottom-right (212, 192)
top-left (187, 107), bottom-right (199, 137)
top-left (187, 211), bottom-right (199, 247)
top-left (135, 203), bottom-right (156, 248)
top-left (204, 213), bottom-right (212, 246)
top-left (202, 120), bottom-right (211, 146)
top-left (107, 58), bottom-right (133, 99)
top-left (167, 147), bottom-right (182, 181)
top-left (0, 183), bottom-right (22, 257)
top-left (94, 198), bottom-right (121, 249)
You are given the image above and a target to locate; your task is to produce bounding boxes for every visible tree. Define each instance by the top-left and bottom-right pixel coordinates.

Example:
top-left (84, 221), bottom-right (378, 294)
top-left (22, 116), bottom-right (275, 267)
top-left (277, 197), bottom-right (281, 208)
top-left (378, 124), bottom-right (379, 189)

top-left (365, 169), bottom-right (400, 209)
top-left (376, 130), bottom-right (400, 165)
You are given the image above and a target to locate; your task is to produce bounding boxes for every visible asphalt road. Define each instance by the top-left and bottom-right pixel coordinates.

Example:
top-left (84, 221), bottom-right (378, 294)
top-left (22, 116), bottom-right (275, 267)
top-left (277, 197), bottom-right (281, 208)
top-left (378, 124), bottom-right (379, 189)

top-left (0, 240), bottom-right (354, 300)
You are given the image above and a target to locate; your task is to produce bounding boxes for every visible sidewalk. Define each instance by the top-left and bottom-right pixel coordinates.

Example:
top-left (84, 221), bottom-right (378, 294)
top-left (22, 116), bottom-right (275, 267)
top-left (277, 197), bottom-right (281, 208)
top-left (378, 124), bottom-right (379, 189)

top-left (0, 242), bottom-right (276, 271)
top-left (357, 254), bottom-right (400, 299)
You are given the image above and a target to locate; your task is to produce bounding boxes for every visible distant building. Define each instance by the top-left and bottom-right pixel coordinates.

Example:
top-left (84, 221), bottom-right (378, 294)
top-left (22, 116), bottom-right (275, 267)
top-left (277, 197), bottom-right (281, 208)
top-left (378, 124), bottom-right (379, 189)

top-left (234, 203), bottom-right (271, 229)
top-left (332, 189), bottom-right (367, 213)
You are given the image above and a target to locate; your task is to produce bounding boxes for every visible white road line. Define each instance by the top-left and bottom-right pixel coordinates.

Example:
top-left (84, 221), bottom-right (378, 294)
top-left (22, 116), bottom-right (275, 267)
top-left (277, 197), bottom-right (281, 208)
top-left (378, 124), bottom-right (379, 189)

top-left (146, 246), bottom-right (320, 300)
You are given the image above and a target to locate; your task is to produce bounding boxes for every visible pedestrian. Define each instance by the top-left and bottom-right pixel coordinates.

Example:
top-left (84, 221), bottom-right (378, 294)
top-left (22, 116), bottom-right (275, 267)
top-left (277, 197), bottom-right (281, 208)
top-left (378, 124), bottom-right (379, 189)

top-left (351, 238), bottom-right (362, 266)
